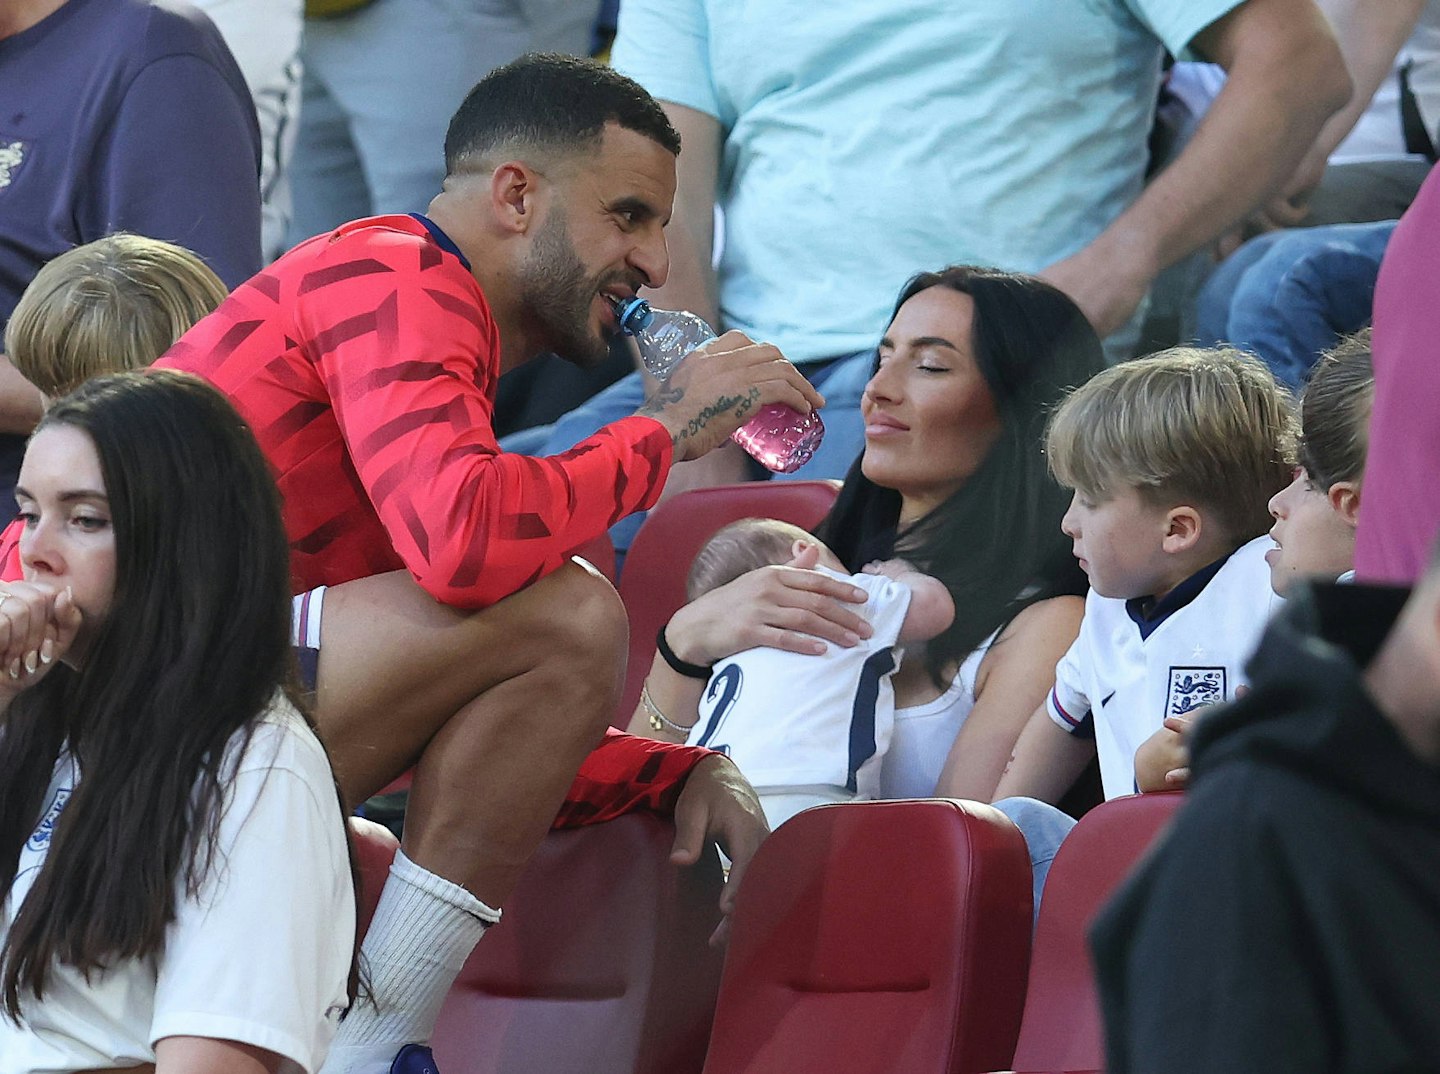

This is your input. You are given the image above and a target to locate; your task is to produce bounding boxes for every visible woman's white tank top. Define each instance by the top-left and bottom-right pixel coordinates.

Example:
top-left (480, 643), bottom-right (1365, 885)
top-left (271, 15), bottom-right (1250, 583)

top-left (878, 629), bottom-right (998, 799)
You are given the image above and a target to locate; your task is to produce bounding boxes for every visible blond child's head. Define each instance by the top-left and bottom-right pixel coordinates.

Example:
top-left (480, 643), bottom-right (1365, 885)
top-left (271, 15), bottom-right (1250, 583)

top-left (687, 518), bottom-right (845, 600)
top-left (4, 234), bottom-right (228, 399)
top-left (1046, 346), bottom-right (1296, 600)
top-left (1266, 329), bottom-right (1374, 594)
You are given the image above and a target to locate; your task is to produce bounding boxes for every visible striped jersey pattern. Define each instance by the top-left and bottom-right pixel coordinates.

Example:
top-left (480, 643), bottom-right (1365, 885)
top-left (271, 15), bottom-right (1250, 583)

top-left (155, 215), bottom-right (708, 823)
top-left (158, 214), bottom-right (673, 609)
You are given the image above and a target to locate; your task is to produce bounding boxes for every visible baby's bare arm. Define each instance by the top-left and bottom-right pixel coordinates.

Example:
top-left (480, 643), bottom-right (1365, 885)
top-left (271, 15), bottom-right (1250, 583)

top-left (896, 573), bottom-right (954, 643)
top-left (865, 559), bottom-right (955, 643)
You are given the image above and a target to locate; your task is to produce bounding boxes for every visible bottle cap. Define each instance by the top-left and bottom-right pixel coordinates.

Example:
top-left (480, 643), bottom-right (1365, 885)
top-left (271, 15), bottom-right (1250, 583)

top-left (613, 296), bottom-right (654, 335)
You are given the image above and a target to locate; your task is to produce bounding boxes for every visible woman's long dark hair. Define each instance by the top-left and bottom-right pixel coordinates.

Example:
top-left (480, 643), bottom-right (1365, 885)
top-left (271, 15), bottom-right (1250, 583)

top-left (0, 371), bottom-right (326, 1016)
top-left (818, 266), bottom-right (1105, 685)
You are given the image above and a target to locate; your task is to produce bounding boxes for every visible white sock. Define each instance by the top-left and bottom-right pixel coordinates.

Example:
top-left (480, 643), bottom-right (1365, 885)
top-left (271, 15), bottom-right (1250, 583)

top-left (319, 849), bottom-right (500, 1074)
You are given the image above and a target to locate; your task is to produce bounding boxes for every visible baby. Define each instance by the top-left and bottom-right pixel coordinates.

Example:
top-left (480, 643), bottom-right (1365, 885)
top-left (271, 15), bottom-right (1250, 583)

top-left (682, 518), bottom-right (953, 827)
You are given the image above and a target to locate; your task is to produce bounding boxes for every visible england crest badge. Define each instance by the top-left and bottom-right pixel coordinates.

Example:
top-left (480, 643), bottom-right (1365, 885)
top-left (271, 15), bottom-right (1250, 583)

top-left (1166, 666), bottom-right (1226, 718)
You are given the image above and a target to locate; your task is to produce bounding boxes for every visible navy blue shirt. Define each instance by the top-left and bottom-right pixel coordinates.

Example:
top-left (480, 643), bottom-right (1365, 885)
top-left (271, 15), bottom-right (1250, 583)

top-left (0, 0), bottom-right (262, 519)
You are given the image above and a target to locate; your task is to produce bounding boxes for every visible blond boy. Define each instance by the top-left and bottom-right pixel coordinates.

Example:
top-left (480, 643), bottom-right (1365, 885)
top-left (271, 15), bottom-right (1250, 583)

top-left (4, 233), bottom-right (228, 400)
top-left (996, 347), bottom-right (1295, 806)
top-left (0, 235), bottom-right (229, 577)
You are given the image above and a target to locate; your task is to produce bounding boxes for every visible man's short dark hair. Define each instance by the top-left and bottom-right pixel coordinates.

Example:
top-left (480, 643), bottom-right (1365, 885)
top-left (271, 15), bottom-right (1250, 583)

top-left (444, 53), bottom-right (681, 173)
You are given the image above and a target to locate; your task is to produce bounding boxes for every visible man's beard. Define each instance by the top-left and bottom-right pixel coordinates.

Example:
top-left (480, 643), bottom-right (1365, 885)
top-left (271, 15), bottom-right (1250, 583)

top-left (518, 210), bottom-right (614, 368)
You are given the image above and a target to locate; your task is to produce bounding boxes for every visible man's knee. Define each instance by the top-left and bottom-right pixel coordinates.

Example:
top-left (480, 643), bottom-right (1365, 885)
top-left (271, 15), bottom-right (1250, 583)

top-left (534, 559), bottom-right (629, 680)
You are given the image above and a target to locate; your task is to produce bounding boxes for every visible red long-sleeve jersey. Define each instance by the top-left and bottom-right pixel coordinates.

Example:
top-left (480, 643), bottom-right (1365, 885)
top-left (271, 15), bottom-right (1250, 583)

top-left (153, 214), bottom-right (711, 827)
top-left (158, 214), bottom-right (672, 608)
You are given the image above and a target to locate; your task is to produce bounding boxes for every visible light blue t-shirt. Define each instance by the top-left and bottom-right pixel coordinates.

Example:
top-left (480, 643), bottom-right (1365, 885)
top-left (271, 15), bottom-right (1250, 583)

top-left (613, 0), bottom-right (1241, 364)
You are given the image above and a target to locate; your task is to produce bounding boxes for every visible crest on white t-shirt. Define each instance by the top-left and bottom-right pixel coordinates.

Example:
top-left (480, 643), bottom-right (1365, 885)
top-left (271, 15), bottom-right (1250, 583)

top-left (1166, 666), bottom-right (1226, 718)
top-left (26, 787), bottom-right (71, 852)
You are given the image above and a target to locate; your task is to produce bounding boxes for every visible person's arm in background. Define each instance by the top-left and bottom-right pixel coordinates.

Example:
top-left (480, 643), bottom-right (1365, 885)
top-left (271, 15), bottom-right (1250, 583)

top-left (640, 102), bottom-right (754, 494)
top-left (646, 102), bottom-right (722, 329)
top-left (0, 358), bottom-right (44, 435)
top-left (610, 0), bottom-right (754, 490)
top-left (1255, 0), bottom-right (1428, 228)
top-left (1042, 0), bottom-right (1351, 335)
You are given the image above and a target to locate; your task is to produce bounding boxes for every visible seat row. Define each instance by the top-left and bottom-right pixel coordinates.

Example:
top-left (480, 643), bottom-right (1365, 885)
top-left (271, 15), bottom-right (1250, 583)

top-left (352, 790), bottom-right (1182, 1074)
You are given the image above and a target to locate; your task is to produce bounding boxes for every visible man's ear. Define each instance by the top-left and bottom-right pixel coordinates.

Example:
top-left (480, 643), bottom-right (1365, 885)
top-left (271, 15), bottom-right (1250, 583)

top-left (1161, 505), bottom-right (1202, 554)
top-left (1328, 480), bottom-right (1362, 529)
top-left (490, 161), bottom-right (543, 234)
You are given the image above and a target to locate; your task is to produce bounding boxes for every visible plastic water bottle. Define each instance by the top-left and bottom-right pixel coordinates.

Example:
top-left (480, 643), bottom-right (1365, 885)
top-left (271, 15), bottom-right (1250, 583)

top-left (614, 298), bottom-right (824, 474)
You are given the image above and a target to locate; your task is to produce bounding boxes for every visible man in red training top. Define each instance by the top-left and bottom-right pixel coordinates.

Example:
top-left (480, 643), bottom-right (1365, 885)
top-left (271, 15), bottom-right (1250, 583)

top-left (160, 53), bottom-right (859, 1074)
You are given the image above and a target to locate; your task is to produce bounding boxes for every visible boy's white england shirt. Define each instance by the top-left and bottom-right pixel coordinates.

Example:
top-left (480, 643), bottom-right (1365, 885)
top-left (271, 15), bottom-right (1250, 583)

top-left (1047, 534), bottom-right (1284, 800)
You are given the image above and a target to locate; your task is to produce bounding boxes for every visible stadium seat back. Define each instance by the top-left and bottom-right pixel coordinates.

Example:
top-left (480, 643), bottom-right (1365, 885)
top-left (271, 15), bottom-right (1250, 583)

top-left (349, 815), bottom-right (400, 940)
top-left (702, 799), bottom-right (1032, 1074)
top-left (1008, 791), bottom-right (1183, 1072)
top-left (617, 481), bottom-right (840, 722)
top-left (431, 813), bottom-right (725, 1074)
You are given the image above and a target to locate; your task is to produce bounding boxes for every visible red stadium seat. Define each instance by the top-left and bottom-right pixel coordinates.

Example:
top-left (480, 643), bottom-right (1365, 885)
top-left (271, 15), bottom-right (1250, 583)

top-left (617, 480), bottom-right (840, 723)
top-left (349, 815), bottom-right (400, 941)
top-left (431, 812), bottom-right (726, 1074)
top-left (701, 799), bottom-right (1033, 1074)
top-left (1003, 792), bottom-right (1183, 1074)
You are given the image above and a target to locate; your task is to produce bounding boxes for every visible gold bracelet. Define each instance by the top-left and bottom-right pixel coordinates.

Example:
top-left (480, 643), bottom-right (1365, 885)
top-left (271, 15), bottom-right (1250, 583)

top-left (641, 680), bottom-right (695, 736)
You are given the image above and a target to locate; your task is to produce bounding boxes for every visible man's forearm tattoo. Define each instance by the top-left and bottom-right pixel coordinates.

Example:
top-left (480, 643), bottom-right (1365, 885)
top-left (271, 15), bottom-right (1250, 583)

top-left (681, 386), bottom-right (761, 441)
top-left (638, 383), bottom-right (684, 418)
top-left (641, 384), bottom-right (763, 450)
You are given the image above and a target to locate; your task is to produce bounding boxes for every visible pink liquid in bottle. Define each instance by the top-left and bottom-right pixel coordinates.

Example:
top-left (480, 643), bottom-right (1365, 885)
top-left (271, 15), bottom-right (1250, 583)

top-left (614, 298), bottom-right (825, 473)
top-left (730, 403), bottom-right (825, 474)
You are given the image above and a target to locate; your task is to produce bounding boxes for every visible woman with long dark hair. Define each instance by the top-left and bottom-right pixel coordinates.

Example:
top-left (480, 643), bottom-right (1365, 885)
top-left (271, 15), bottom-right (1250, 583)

top-left (0, 371), bottom-right (354, 1073)
top-left (632, 266), bottom-right (1105, 801)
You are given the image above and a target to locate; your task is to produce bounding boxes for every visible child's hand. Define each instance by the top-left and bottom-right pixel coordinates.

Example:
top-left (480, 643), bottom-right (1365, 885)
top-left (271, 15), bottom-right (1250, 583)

top-left (1134, 715), bottom-right (1193, 792)
top-left (862, 558), bottom-right (914, 582)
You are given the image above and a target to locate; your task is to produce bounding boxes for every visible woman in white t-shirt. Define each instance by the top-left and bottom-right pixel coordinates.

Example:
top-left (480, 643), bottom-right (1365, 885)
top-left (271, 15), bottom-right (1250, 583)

top-left (633, 266), bottom-right (1106, 803)
top-left (0, 371), bottom-right (355, 1074)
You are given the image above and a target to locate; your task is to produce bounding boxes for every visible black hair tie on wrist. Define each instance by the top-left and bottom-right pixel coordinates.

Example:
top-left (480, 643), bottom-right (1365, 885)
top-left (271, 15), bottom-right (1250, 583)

top-left (656, 625), bottom-right (713, 679)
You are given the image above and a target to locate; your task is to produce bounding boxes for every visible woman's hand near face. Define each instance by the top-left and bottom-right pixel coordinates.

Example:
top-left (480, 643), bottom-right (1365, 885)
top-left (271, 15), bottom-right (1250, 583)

top-left (665, 563), bottom-right (873, 668)
top-left (0, 581), bottom-right (81, 701)
top-left (633, 560), bottom-right (876, 742)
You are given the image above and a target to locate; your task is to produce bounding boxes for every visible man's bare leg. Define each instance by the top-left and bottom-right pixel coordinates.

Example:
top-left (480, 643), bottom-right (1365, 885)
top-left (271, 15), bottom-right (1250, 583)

top-left (312, 560), bottom-right (626, 1072)
top-left (316, 558), bottom-right (624, 897)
